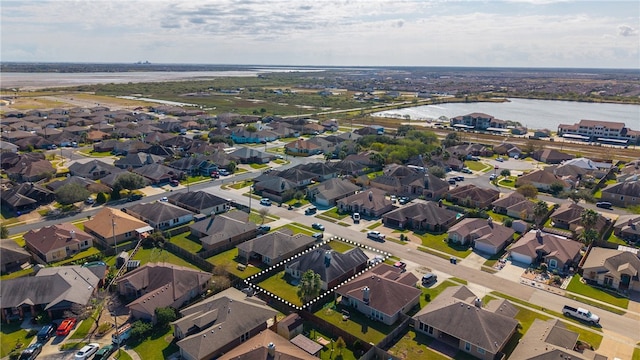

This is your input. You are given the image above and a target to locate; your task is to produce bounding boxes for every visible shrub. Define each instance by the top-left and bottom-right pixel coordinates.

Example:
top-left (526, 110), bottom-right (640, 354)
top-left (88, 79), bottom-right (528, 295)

top-left (96, 192), bottom-right (107, 204)
top-left (130, 320), bottom-right (153, 339)
top-left (503, 218), bottom-right (513, 227)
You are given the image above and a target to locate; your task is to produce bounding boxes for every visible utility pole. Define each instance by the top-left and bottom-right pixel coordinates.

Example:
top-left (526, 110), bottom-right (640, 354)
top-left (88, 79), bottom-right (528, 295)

top-left (112, 217), bottom-right (117, 255)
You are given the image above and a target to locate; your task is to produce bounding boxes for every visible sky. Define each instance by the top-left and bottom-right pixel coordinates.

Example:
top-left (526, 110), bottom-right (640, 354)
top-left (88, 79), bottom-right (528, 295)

top-left (1, 0), bottom-right (639, 68)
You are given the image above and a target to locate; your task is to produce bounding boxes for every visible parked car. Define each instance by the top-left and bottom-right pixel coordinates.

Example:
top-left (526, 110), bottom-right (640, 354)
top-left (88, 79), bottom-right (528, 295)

top-left (218, 169), bottom-right (230, 176)
top-left (128, 194), bottom-right (143, 201)
top-left (596, 201), bottom-right (612, 209)
top-left (37, 324), bottom-right (55, 342)
top-left (454, 176), bottom-right (464, 181)
top-left (311, 223), bottom-right (325, 231)
top-left (160, 196), bottom-right (168, 202)
top-left (422, 273), bottom-right (437, 286)
top-left (19, 343), bottom-right (42, 360)
top-left (170, 179), bottom-right (179, 186)
top-left (496, 157), bottom-right (504, 162)
top-left (398, 196), bottom-right (410, 204)
top-left (94, 344), bottom-right (115, 360)
top-left (312, 232), bottom-right (324, 240)
top-left (84, 197), bottom-right (95, 205)
top-left (390, 195), bottom-right (397, 203)
top-left (352, 212), bottom-right (360, 223)
top-left (367, 231), bottom-right (385, 241)
top-left (257, 225), bottom-right (271, 233)
top-left (74, 343), bottom-right (100, 360)
top-left (393, 261), bottom-right (407, 271)
top-left (562, 305), bottom-right (599, 325)
top-left (489, 174), bottom-right (497, 181)
top-left (210, 171), bottom-right (220, 178)
top-left (260, 198), bottom-right (271, 206)
top-left (56, 317), bottom-right (77, 336)
top-left (461, 168), bottom-right (472, 174)
top-left (448, 178), bottom-right (457, 185)
top-left (305, 206), bottom-right (317, 215)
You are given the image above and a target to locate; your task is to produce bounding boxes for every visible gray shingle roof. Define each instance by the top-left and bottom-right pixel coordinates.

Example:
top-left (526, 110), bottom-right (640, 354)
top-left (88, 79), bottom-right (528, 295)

top-left (237, 231), bottom-right (315, 261)
top-left (126, 202), bottom-right (194, 224)
top-left (286, 246), bottom-right (368, 284)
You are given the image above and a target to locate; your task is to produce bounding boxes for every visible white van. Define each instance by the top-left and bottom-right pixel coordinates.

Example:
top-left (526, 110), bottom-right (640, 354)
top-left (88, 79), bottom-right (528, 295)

top-left (352, 212), bottom-right (360, 223)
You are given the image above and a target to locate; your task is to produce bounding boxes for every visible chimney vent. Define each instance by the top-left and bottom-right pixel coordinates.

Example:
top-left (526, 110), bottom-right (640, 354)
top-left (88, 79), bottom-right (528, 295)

top-left (267, 342), bottom-right (276, 357)
top-left (362, 286), bottom-right (370, 304)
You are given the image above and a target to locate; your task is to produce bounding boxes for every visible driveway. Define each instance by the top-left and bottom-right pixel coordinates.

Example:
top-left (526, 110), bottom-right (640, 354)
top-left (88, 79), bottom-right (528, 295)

top-left (459, 251), bottom-right (487, 270)
top-left (493, 259), bottom-right (526, 282)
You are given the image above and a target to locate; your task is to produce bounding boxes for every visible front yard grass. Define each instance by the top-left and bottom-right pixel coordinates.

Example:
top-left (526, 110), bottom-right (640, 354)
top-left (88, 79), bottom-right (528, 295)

top-left (183, 175), bottom-right (208, 184)
top-left (464, 161), bottom-right (490, 172)
top-left (258, 271), bottom-right (302, 307)
top-left (0, 322), bottom-right (30, 358)
top-left (387, 329), bottom-right (450, 360)
top-left (79, 149), bottom-right (113, 157)
top-left (415, 232), bottom-right (472, 258)
top-left (249, 163), bottom-right (268, 169)
top-left (327, 240), bottom-right (355, 253)
top-left (419, 280), bottom-right (459, 309)
top-left (130, 325), bottom-right (178, 360)
top-left (207, 248), bottom-right (261, 279)
top-left (366, 221), bottom-right (382, 230)
top-left (229, 180), bottom-right (253, 189)
top-left (321, 207), bottom-right (350, 220)
top-left (566, 275), bottom-right (629, 309)
top-left (274, 223), bottom-right (316, 236)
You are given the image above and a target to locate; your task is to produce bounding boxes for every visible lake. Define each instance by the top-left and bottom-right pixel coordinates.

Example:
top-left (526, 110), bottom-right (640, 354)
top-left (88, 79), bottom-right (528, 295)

top-left (372, 98), bottom-right (640, 131)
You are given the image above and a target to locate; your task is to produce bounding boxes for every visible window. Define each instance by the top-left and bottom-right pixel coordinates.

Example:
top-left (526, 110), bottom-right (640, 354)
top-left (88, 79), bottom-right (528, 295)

top-left (548, 259), bottom-right (557, 269)
top-left (477, 347), bottom-right (485, 354)
top-left (464, 342), bottom-right (471, 351)
top-left (241, 331), bottom-right (250, 342)
top-left (427, 325), bottom-right (433, 335)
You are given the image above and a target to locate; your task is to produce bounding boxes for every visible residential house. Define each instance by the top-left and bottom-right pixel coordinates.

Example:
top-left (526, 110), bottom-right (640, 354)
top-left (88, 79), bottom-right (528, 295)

top-left (189, 210), bottom-right (257, 252)
top-left (491, 192), bottom-right (536, 222)
top-left (308, 178), bottom-right (360, 207)
top-left (0, 141), bottom-right (19, 153)
top-left (337, 188), bottom-right (394, 218)
top-left (516, 169), bottom-right (571, 193)
top-left (126, 202), bottom-right (194, 230)
top-left (1, 265), bottom-right (102, 322)
top-left (69, 160), bottom-right (122, 180)
top-left (168, 191), bottom-right (231, 215)
top-left (229, 147), bottom-right (275, 164)
top-left (285, 139), bottom-right (323, 156)
top-left (563, 157), bottom-right (612, 172)
top-left (601, 181), bottom-right (640, 207)
top-left (0, 239), bottom-right (31, 274)
top-left (533, 129), bottom-right (552, 138)
top-left (114, 153), bottom-right (164, 169)
top-left (446, 184), bottom-right (500, 209)
top-left (510, 318), bottom-right (605, 360)
top-left (230, 127), bottom-right (278, 144)
top-left (285, 246), bottom-right (368, 291)
top-left (168, 156), bottom-right (216, 176)
top-left (116, 263), bottom-right (212, 323)
top-left (252, 175), bottom-right (297, 203)
top-left (45, 176), bottom-right (97, 192)
top-left (613, 215), bottom-right (640, 243)
top-left (1, 183), bottom-right (55, 213)
top-left (271, 167), bottom-right (317, 188)
top-left (581, 247), bottom-right (640, 291)
top-left (509, 230), bottom-right (582, 271)
top-left (493, 142), bottom-right (523, 158)
top-left (550, 203), bottom-right (610, 236)
top-left (413, 285), bottom-right (519, 360)
top-left (93, 139), bottom-right (119, 152)
top-left (24, 223), bottom-right (94, 263)
top-left (84, 207), bottom-right (152, 246)
top-left (5, 159), bottom-right (55, 182)
top-left (383, 202), bottom-right (459, 232)
top-left (446, 144), bottom-right (493, 158)
top-left (218, 330), bottom-right (318, 360)
top-left (173, 287), bottom-right (277, 360)
top-left (297, 162), bottom-right (339, 182)
top-left (132, 163), bottom-right (182, 184)
top-left (448, 218), bottom-right (515, 255)
top-left (532, 149), bottom-right (574, 164)
top-left (335, 263), bottom-right (421, 325)
top-left (332, 159), bottom-right (367, 176)
top-left (237, 230), bottom-right (315, 266)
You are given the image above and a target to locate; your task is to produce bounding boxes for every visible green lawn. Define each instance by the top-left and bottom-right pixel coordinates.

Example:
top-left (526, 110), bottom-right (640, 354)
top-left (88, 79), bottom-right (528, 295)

top-left (130, 325), bottom-right (178, 360)
top-left (416, 232), bottom-right (472, 258)
top-left (420, 280), bottom-right (459, 309)
top-left (229, 180), bottom-right (253, 189)
top-left (366, 221), bottom-right (382, 230)
top-left (321, 207), bottom-right (350, 220)
top-left (464, 161), bottom-right (490, 172)
top-left (183, 175), bottom-right (208, 184)
top-left (69, 305), bottom-right (102, 340)
top-left (284, 198), bottom-right (310, 207)
top-left (274, 223), bottom-right (316, 236)
top-left (0, 322), bottom-right (31, 358)
top-left (257, 271), bottom-right (303, 306)
top-left (52, 247), bottom-right (101, 266)
top-left (0, 267), bottom-right (34, 280)
top-left (79, 149), bottom-right (113, 157)
top-left (633, 347), bottom-right (640, 360)
top-left (387, 329), bottom-right (450, 360)
top-left (132, 246), bottom-right (201, 270)
top-left (314, 302), bottom-right (391, 345)
top-left (207, 248), bottom-right (261, 279)
top-left (606, 234), bottom-right (627, 245)
top-left (566, 275), bottom-right (629, 309)
top-left (327, 240), bottom-right (355, 253)
top-left (169, 231), bottom-right (203, 253)
top-left (303, 325), bottom-right (358, 360)
top-left (114, 351), bottom-right (133, 360)
top-left (249, 163), bottom-right (269, 169)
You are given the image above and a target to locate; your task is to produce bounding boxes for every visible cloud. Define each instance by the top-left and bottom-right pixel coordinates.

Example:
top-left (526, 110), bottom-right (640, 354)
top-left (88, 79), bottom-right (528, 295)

top-left (618, 25), bottom-right (638, 37)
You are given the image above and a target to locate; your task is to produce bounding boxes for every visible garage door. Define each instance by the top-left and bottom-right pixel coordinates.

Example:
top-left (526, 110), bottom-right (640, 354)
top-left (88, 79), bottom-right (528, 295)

top-left (474, 242), bottom-right (496, 255)
top-left (510, 252), bottom-right (532, 264)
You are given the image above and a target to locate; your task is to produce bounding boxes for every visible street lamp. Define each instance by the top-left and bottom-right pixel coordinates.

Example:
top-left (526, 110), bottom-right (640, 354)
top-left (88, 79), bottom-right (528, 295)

top-left (248, 185), bottom-right (253, 214)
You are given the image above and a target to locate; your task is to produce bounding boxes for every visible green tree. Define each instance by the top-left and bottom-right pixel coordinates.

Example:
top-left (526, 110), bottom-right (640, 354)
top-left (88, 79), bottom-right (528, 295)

top-left (226, 161), bottom-right (237, 173)
top-left (516, 184), bottom-right (538, 199)
top-left (130, 320), bottom-right (152, 338)
top-left (113, 173), bottom-right (147, 192)
top-left (155, 307), bottom-right (177, 328)
top-left (396, 125), bottom-right (413, 136)
top-left (428, 166), bottom-right (446, 179)
top-left (534, 200), bottom-right (549, 226)
top-left (55, 183), bottom-right (90, 205)
top-left (580, 228), bottom-right (599, 246)
top-left (580, 209), bottom-right (600, 244)
top-left (258, 207), bottom-right (270, 224)
top-left (369, 152), bottom-right (386, 167)
top-left (246, 125), bottom-right (257, 133)
top-left (335, 336), bottom-right (346, 356)
top-left (441, 132), bottom-right (461, 148)
top-left (0, 224), bottom-right (8, 238)
top-left (293, 191), bottom-right (305, 205)
top-left (500, 169), bottom-right (511, 178)
top-left (96, 192), bottom-right (107, 204)
top-left (549, 181), bottom-right (566, 196)
top-left (297, 270), bottom-right (322, 303)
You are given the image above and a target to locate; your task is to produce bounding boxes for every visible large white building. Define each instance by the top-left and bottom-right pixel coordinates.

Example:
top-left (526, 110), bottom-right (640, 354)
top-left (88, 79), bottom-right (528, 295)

top-left (557, 119), bottom-right (640, 145)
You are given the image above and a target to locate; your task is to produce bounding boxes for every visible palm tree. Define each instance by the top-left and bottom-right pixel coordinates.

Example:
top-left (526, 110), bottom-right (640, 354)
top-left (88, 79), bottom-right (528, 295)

top-left (369, 152), bottom-right (386, 168)
top-left (580, 209), bottom-right (600, 244)
top-left (534, 200), bottom-right (548, 226)
top-left (297, 270), bottom-right (322, 303)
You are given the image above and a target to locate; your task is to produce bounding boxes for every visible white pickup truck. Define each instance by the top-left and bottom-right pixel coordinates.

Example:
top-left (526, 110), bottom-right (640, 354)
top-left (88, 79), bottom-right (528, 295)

top-left (562, 305), bottom-right (599, 324)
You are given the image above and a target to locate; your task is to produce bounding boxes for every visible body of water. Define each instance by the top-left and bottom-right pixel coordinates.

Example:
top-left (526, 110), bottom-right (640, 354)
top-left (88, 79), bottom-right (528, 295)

top-left (372, 98), bottom-right (640, 131)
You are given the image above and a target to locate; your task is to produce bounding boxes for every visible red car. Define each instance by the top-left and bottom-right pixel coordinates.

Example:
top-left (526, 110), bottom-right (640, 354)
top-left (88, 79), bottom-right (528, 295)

top-left (56, 318), bottom-right (77, 336)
